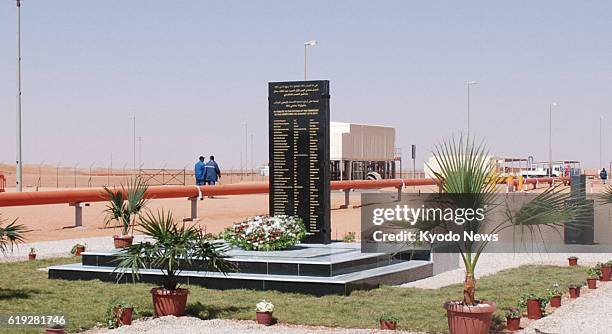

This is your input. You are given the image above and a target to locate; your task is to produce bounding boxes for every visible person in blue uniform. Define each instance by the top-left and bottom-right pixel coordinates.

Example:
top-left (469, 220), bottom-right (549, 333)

top-left (203, 155), bottom-right (221, 185)
top-left (194, 156), bottom-right (206, 185)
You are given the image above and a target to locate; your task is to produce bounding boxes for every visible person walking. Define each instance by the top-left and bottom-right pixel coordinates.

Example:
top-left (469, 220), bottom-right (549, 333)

top-left (203, 155), bottom-right (221, 185)
top-left (601, 168), bottom-right (608, 185)
top-left (194, 156), bottom-right (206, 185)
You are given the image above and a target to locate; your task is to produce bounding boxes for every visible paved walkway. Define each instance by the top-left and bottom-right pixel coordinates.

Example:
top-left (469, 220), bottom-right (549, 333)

top-left (0, 235), bottom-right (147, 262)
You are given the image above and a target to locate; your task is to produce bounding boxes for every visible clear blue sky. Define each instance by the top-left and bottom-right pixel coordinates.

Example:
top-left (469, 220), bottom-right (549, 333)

top-left (1, 1), bottom-right (611, 170)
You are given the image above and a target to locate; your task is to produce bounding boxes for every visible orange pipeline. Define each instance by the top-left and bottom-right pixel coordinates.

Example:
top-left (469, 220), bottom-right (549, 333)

top-left (0, 177), bottom-right (569, 208)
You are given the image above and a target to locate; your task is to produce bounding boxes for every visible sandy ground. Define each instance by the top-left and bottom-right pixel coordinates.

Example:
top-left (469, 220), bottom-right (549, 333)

top-left (81, 317), bottom-right (423, 334)
top-left (1, 190), bottom-right (374, 243)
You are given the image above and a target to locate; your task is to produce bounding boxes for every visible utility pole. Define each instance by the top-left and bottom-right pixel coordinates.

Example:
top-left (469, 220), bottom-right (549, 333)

top-left (138, 136), bottom-right (142, 169)
top-left (132, 116), bottom-right (136, 171)
top-left (548, 103), bottom-right (557, 177)
top-left (411, 144), bottom-right (416, 179)
top-left (245, 122), bottom-right (248, 173)
top-left (16, 0), bottom-right (23, 192)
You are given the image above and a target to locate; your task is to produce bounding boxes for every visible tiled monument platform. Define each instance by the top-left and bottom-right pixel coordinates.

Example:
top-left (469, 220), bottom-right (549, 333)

top-left (48, 243), bottom-right (433, 295)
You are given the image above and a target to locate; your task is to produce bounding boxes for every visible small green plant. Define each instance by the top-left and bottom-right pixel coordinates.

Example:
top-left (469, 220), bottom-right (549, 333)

top-left (104, 301), bottom-right (137, 328)
top-left (518, 293), bottom-right (548, 311)
top-left (379, 312), bottom-right (400, 323)
top-left (103, 177), bottom-right (149, 236)
top-left (70, 243), bottom-right (86, 255)
top-left (505, 307), bottom-right (521, 319)
top-left (343, 231), bottom-right (356, 243)
top-left (587, 267), bottom-right (600, 279)
top-left (605, 260), bottom-right (612, 267)
top-left (29, 247), bottom-right (36, 254)
top-left (568, 283), bottom-right (584, 288)
top-left (547, 283), bottom-right (562, 298)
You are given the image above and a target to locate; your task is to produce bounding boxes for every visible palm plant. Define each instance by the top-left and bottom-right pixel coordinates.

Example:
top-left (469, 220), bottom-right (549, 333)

top-left (0, 214), bottom-right (28, 254)
top-left (103, 177), bottom-right (149, 236)
top-left (114, 210), bottom-right (235, 290)
top-left (598, 185), bottom-right (612, 205)
top-left (424, 136), bottom-right (588, 306)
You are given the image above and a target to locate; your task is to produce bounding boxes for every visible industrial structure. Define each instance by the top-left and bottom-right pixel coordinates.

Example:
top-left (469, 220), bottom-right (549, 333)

top-left (330, 122), bottom-right (401, 180)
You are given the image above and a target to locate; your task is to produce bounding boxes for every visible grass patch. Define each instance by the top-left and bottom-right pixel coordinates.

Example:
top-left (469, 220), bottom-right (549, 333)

top-left (0, 258), bottom-right (586, 333)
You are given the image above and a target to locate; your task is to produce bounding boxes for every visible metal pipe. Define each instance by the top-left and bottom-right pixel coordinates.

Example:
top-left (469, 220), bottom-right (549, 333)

top-left (0, 177), bottom-right (570, 208)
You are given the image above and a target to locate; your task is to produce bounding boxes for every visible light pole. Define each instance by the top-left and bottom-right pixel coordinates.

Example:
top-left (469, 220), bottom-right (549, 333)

top-left (466, 81), bottom-right (478, 139)
top-left (548, 102), bottom-right (558, 177)
top-left (16, 0), bottom-right (23, 192)
top-left (599, 116), bottom-right (604, 169)
top-left (304, 40), bottom-right (317, 81)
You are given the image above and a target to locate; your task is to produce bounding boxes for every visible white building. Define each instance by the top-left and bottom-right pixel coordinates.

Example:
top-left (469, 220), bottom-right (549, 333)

top-left (330, 122), bottom-right (400, 180)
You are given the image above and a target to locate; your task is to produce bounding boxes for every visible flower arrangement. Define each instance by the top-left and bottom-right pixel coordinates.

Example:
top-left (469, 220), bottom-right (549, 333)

top-left (223, 215), bottom-right (306, 251)
top-left (505, 307), bottom-right (521, 319)
top-left (256, 300), bottom-right (274, 313)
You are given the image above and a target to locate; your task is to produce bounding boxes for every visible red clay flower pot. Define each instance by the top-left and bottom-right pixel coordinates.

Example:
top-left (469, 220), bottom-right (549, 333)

top-left (151, 288), bottom-right (189, 317)
top-left (587, 278), bottom-right (597, 289)
top-left (550, 295), bottom-right (562, 307)
top-left (112, 307), bottom-right (134, 327)
top-left (601, 265), bottom-right (611, 281)
top-left (45, 328), bottom-right (65, 334)
top-left (569, 286), bottom-right (581, 298)
top-left (506, 317), bottom-right (520, 331)
top-left (113, 235), bottom-right (134, 248)
top-left (444, 301), bottom-right (496, 334)
top-left (568, 257), bottom-right (578, 266)
top-left (28, 253), bottom-right (36, 261)
top-left (256, 311), bottom-right (273, 326)
top-left (526, 299), bottom-right (542, 320)
top-left (380, 320), bottom-right (397, 330)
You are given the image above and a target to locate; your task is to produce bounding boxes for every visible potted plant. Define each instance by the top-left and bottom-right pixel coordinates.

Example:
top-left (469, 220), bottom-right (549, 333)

top-left (599, 261), bottom-right (612, 281)
top-left (71, 243), bottom-right (86, 256)
top-left (255, 299), bottom-right (274, 326)
top-left (45, 324), bottom-right (65, 334)
top-left (547, 284), bottom-right (563, 307)
top-left (343, 231), bottom-right (357, 243)
top-left (411, 137), bottom-right (586, 334)
top-left (568, 283), bottom-right (582, 298)
top-left (28, 247), bottom-right (36, 261)
top-left (0, 214), bottom-right (28, 254)
top-left (518, 294), bottom-right (547, 320)
top-left (379, 313), bottom-right (399, 330)
top-left (568, 256), bottom-right (578, 266)
top-left (115, 210), bottom-right (234, 317)
top-left (105, 301), bottom-right (136, 328)
top-left (587, 267), bottom-right (599, 289)
top-left (505, 307), bottom-right (521, 331)
top-left (103, 177), bottom-right (149, 248)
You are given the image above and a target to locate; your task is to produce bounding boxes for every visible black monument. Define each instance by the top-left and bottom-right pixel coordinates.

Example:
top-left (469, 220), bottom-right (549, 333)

top-left (268, 80), bottom-right (331, 244)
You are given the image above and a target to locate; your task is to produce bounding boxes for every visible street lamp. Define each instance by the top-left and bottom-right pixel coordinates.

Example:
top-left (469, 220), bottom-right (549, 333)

top-left (466, 81), bottom-right (478, 139)
top-left (16, 0), bottom-right (23, 192)
top-left (600, 116), bottom-right (604, 169)
top-left (548, 102), bottom-right (558, 177)
top-left (304, 40), bottom-right (317, 81)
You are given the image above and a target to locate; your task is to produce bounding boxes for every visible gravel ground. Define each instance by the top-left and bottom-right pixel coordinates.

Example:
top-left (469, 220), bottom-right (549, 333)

top-left (401, 252), bottom-right (612, 289)
top-left (80, 317), bottom-right (423, 334)
top-left (519, 281), bottom-right (612, 334)
top-left (0, 235), bottom-right (147, 263)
